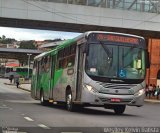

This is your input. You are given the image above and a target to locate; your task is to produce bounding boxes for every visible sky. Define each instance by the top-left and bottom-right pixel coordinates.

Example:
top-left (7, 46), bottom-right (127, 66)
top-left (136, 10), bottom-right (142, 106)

top-left (0, 27), bottom-right (81, 41)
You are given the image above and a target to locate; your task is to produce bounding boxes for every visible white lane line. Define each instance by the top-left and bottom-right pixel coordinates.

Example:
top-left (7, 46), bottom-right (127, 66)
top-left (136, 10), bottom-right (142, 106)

top-left (38, 124), bottom-right (50, 129)
top-left (2, 131), bottom-right (27, 133)
top-left (61, 132), bottom-right (82, 133)
top-left (24, 117), bottom-right (34, 122)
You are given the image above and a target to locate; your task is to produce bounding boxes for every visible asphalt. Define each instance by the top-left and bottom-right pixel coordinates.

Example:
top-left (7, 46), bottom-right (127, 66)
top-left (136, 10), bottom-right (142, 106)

top-left (1, 79), bottom-right (160, 132)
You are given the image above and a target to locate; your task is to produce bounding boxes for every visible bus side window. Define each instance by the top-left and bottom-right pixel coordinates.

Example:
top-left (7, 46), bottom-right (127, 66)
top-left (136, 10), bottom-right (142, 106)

top-left (56, 45), bottom-right (76, 70)
top-left (41, 57), bottom-right (47, 73)
top-left (45, 56), bottom-right (50, 72)
top-left (39, 59), bottom-right (44, 73)
top-left (33, 61), bottom-right (37, 70)
top-left (71, 45), bottom-right (76, 54)
top-left (57, 49), bottom-right (64, 69)
top-left (66, 45), bottom-right (76, 67)
top-left (67, 55), bottom-right (76, 67)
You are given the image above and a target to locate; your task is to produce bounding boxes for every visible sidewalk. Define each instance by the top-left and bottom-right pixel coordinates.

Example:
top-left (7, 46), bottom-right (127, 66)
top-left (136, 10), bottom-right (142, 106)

top-left (19, 84), bottom-right (31, 92)
top-left (3, 78), bottom-right (31, 92)
top-left (4, 82), bottom-right (31, 92)
top-left (144, 98), bottom-right (160, 103)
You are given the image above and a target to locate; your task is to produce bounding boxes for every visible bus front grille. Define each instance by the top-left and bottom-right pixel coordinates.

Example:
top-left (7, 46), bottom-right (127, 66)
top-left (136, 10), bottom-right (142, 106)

top-left (96, 81), bottom-right (137, 90)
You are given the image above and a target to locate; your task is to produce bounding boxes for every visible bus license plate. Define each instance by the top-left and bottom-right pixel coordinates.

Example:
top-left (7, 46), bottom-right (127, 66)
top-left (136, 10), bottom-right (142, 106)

top-left (111, 98), bottom-right (121, 102)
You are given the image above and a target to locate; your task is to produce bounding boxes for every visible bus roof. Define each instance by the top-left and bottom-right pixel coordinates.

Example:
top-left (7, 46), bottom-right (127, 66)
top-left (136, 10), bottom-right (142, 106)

top-left (34, 31), bottom-right (145, 61)
top-left (77, 31), bottom-right (144, 40)
top-left (34, 39), bottom-right (76, 60)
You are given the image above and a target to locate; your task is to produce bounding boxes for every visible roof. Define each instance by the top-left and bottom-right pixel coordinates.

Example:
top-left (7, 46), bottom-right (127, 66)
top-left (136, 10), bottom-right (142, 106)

top-left (0, 48), bottom-right (42, 54)
top-left (0, 48), bottom-right (43, 61)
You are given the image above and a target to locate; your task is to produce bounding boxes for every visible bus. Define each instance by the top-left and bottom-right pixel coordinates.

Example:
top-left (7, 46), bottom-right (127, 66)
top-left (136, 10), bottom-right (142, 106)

top-left (31, 31), bottom-right (149, 114)
top-left (0, 66), bottom-right (5, 77)
top-left (3, 66), bottom-right (32, 78)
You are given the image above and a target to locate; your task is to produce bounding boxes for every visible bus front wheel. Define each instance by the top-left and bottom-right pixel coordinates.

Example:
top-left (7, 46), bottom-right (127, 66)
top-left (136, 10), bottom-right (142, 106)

top-left (113, 105), bottom-right (126, 115)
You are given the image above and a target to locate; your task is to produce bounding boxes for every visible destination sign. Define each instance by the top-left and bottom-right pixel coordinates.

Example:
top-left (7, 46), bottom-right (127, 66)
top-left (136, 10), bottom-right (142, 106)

top-left (96, 34), bottom-right (139, 44)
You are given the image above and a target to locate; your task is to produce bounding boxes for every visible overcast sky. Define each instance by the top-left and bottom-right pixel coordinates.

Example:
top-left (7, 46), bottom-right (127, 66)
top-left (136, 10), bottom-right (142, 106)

top-left (0, 27), bottom-right (81, 41)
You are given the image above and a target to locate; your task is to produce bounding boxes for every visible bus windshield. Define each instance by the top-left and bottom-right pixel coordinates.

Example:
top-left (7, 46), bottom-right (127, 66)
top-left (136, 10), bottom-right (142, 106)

top-left (85, 43), bottom-right (145, 80)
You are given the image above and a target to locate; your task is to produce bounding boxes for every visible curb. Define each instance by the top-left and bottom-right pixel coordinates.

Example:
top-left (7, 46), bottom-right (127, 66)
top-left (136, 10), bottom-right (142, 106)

top-left (144, 99), bottom-right (160, 104)
top-left (4, 83), bottom-right (13, 85)
top-left (4, 83), bottom-right (31, 92)
top-left (18, 86), bottom-right (31, 92)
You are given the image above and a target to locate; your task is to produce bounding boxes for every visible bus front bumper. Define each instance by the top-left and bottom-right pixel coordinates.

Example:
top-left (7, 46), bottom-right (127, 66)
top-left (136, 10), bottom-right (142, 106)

top-left (81, 87), bottom-right (145, 107)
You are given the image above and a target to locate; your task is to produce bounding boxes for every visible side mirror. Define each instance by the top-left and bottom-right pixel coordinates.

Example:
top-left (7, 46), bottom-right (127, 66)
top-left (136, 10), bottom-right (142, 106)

top-left (146, 51), bottom-right (150, 68)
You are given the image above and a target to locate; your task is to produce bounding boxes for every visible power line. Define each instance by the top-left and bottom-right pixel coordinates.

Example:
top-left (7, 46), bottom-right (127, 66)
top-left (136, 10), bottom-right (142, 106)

top-left (21, 0), bottom-right (94, 25)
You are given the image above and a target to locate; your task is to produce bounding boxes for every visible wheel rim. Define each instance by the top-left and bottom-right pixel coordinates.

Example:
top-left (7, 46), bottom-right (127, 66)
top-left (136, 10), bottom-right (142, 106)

top-left (41, 93), bottom-right (44, 103)
top-left (67, 94), bottom-right (72, 110)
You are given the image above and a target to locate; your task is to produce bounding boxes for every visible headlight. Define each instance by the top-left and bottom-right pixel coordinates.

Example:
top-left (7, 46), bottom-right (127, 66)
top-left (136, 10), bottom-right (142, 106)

top-left (84, 84), bottom-right (98, 93)
top-left (135, 89), bottom-right (145, 96)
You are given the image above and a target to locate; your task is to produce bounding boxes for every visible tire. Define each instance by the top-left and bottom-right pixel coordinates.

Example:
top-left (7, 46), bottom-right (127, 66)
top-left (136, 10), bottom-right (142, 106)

top-left (113, 105), bottom-right (126, 115)
top-left (40, 90), bottom-right (48, 106)
top-left (66, 90), bottom-right (74, 111)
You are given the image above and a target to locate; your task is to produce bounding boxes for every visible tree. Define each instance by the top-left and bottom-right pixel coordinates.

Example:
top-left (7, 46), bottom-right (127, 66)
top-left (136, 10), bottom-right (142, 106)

top-left (2, 35), bottom-right (6, 40)
top-left (0, 35), bottom-right (16, 44)
top-left (19, 40), bottom-right (37, 49)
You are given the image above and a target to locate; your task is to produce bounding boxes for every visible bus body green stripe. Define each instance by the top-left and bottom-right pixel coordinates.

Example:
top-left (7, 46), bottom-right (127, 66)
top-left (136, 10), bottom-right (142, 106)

top-left (53, 69), bottom-right (63, 87)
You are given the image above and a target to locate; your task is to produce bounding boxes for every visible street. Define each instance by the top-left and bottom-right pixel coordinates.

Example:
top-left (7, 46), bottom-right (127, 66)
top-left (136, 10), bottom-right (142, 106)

top-left (0, 78), bottom-right (160, 133)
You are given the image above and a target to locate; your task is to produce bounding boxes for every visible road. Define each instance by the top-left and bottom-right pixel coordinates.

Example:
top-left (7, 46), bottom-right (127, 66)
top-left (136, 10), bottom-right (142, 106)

top-left (0, 78), bottom-right (160, 133)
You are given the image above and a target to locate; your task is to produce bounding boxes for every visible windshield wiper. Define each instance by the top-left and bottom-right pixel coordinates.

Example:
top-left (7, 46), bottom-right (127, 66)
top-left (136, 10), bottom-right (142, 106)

top-left (122, 46), bottom-right (135, 59)
top-left (99, 41), bottom-right (113, 59)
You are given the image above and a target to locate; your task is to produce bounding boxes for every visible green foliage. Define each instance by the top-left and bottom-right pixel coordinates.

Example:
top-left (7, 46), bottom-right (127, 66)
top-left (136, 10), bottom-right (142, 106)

top-left (0, 35), bottom-right (16, 44)
top-left (19, 40), bottom-right (37, 49)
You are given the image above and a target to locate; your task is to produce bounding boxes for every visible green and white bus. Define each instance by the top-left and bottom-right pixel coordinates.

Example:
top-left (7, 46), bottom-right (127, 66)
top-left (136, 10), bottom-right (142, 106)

top-left (31, 31), bottom-right (149, 114)
top-left (2, 66), bottom-right (32, 78)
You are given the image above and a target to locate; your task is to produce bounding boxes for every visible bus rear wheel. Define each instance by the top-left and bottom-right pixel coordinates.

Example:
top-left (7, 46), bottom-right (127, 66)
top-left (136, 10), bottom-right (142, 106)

top-left (113, 105), bottom-right (126, 115)
top-left (40, 90), bottom-right (48, 106)
top-left (66, 91), bottom-right (75, 111)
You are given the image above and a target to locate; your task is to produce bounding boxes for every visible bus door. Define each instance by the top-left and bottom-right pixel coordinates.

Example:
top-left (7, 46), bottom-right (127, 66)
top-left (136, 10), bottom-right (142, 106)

top-left (32, 61), bottom-right (39, 98)
top-left (34, 61), bottom-right (40, 99)
top-left (49, 56), bottom-right (55, 100)
top-left (76, 44), bottom-right (84, 101)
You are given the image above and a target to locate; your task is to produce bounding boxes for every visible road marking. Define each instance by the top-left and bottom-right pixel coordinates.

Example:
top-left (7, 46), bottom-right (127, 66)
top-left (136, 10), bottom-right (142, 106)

top-left (0, 106), bottom-right (10, 109)
top-left (2, 127), bottom-right (27, 133)
top-left (2, 131), bottom-right (27, 133)
top-left (38, 124), bottom-right (50, 129)
top-left (61, 132), bottom-right (82, 133)
top-left (24, 117), bottom-right (34, 122)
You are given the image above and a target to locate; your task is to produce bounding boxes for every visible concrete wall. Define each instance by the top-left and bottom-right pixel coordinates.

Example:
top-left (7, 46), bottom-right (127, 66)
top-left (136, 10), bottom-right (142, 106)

top-left (0, 0), bottom-right (160, 32)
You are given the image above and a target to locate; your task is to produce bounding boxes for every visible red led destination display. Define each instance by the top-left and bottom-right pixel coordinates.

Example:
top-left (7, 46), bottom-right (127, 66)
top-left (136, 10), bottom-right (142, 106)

top-left (97, 34), bottom-right (139, 44)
